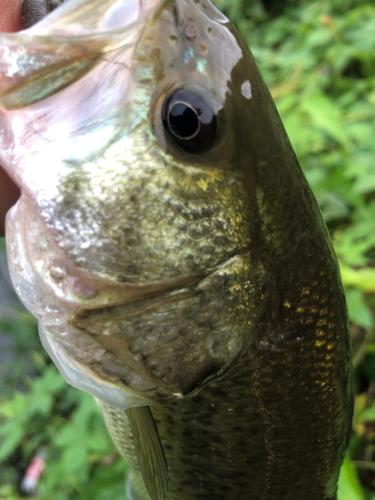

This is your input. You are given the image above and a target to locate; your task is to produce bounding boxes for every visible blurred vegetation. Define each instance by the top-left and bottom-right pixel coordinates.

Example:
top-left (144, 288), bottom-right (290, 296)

top-left (1, 0), bottom-right (375, 498)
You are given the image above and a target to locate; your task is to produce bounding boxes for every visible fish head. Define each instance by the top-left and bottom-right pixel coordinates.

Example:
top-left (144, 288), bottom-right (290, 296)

top-left (0, 0), bottom-right (274, 408)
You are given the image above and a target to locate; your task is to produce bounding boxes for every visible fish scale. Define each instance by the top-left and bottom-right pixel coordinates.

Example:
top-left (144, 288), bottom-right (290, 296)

top-left (0, 0), bottom-right (352, 498)
top-left (99, 401), bottom-right (138, 468)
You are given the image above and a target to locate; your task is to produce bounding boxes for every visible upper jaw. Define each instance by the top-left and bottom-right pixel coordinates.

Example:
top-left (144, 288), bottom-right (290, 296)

top-left (0, 0), bottom-right (163, 190)
top-left (26, 0), bottom-right (163, 35)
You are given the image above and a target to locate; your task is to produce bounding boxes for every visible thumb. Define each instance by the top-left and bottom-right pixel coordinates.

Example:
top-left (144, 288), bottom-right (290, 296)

top-left (0, 0), bottom-right (23, 32)
top-left (0, 0), bottom-right (23, 236)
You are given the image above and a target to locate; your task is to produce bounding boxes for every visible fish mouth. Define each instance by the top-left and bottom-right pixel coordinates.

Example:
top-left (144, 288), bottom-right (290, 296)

top-left (0, 0), bottom-right (163, 186)
top-left (30, 0), bottom-right (162, 35)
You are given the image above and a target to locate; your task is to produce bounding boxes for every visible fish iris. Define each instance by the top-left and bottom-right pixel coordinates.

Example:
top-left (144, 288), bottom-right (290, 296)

top-left (162, 86), bottom-right (218, 154)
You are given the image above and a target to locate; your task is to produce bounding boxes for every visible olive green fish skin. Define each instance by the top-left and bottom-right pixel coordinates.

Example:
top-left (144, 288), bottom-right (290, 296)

top-left (76, 4), bottom-right (351, 499)
top-left (6, 0), bottom-right (352, 499)
top-left (129, 6), bottom-right (350, 500)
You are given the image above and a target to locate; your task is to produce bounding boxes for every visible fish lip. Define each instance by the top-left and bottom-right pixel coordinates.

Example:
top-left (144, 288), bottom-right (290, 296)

top-left (72, 274), bottom-right (202, 323)
top-left (26, 0), bottom-right (163, 35)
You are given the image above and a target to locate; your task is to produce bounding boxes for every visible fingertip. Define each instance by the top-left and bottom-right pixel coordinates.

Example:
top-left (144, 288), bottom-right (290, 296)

top-left (0, 0), bottom-right (23, 237)
top-left (0, 0), bottom-right (23, 33)
top-left (0, 167), bottom-right (20, 237)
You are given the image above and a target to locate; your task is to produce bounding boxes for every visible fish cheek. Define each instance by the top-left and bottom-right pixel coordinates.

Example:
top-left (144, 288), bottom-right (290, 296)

top-left (70, 255), bottom-right (273, 403)
top-left (71, 290), bottom-right (237, 401)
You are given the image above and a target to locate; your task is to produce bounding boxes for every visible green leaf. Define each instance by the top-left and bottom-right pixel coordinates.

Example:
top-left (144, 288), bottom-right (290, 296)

top-left (0, 421), bottom-right (25, 461)
top-left (337, 455), bottom-right (366, 500)
top-left (0, 484), bottom-right (19, 500)
top-left (54, 424), bottom-right (82, 448)
top-left (88, 431), bottom-right (113, 454)
top-left (43, 365), bottom-right (67, 392)
top-left (340, 264), bottom-right (375, 293)
top-left (28, 389), bottom-right (53, 417)
top-left (361, 400), bottom-right (375, 421)
top-left (346, 289), bottom-right (373, 330)
top-left (301, 94), bottom-right (348, 145)
top-left (61, 443), bottom-right (88, 475)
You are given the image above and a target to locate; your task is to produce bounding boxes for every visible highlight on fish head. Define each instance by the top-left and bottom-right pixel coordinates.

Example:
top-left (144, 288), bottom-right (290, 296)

top-left (0, 0), bottom-right (285, 409)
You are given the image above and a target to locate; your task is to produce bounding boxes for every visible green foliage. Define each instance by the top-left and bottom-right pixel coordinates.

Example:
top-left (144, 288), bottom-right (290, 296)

top-left (0, 348), bottom-right (127, 499)
top-left (1, 0), bottom-right (375, 498)
top-left (338, 454), bottom-right (366, 500)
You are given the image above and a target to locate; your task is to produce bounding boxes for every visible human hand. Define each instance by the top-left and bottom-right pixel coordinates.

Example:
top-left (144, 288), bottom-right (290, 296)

top-left (0, 0), bottom-right (23, 237)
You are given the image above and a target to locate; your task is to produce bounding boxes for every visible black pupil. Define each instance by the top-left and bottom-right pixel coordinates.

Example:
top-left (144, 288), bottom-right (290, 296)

top-left (169, 103), bottom-right (199, 139)
top-left (161, 86), bottom-right (219, 154)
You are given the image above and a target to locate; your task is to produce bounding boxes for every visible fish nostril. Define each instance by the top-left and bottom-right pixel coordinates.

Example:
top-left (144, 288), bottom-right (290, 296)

top-left (185, 24), bottom-right (197, 41)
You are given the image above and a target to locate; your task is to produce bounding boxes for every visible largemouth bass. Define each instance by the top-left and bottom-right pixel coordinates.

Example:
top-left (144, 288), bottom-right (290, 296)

top-left (0, 0), bottom-right (353, 499)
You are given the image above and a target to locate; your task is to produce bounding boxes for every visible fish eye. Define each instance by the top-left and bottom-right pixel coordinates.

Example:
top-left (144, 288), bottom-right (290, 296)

top-left (162, 87), bottom-right (219, 154)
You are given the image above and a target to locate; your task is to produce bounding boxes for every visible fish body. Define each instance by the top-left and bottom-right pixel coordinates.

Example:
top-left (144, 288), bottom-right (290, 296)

top-left (0, 1), bottom-right (352, 499)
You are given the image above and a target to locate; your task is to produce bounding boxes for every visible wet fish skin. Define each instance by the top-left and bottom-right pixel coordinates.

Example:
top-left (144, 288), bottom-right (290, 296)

top-left (0, 0), bottom-right (352, 499)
